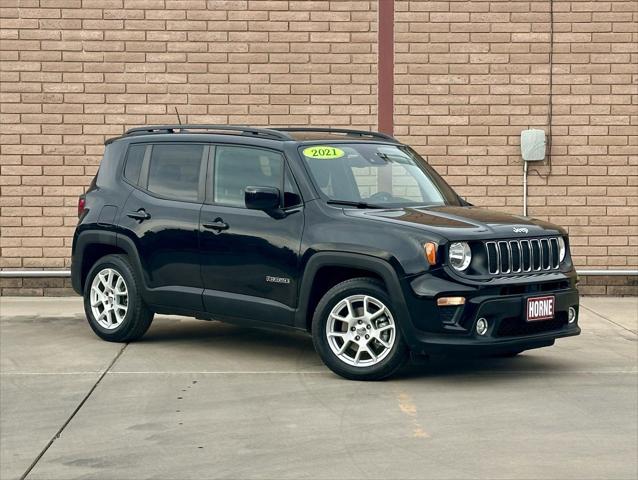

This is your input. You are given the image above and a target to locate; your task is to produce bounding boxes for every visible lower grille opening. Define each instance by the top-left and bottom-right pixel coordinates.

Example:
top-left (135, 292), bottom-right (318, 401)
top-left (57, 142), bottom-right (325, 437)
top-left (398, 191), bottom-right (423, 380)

top-left (499, 281), bottom-right (569, 296)
top-left (496, 312), bottom-right (568, 337)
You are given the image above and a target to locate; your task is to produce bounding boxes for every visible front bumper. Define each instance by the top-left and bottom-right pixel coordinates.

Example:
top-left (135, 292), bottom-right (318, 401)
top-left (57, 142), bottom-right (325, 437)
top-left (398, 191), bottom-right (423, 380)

top-left (399, 271), bottom-right (580, 355)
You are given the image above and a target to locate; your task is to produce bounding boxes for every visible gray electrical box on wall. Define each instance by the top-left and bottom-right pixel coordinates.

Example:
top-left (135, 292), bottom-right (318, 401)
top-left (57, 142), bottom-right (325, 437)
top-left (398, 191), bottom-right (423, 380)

top-left (520, 129), bottom-right (546, 162)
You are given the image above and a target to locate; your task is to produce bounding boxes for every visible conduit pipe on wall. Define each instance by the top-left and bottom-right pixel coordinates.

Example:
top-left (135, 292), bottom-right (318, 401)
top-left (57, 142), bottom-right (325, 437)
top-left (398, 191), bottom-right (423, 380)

top-left (523, 161), bottom-right (528, 216)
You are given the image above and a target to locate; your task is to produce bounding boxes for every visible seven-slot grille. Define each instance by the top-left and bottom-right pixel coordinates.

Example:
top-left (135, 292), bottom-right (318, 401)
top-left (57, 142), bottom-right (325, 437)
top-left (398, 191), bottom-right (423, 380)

top-left (484, 238), bottom-right (560, 275)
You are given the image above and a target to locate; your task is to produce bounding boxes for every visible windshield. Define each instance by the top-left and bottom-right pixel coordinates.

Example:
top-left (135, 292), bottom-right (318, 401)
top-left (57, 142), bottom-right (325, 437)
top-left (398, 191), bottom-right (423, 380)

top-left (300, 143), bottom-right (461, 207)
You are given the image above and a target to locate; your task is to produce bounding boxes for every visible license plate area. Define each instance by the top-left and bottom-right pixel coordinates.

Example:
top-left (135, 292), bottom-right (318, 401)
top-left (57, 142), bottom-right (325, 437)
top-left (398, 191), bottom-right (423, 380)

top-left (526, 296), bottom-right (555, 322)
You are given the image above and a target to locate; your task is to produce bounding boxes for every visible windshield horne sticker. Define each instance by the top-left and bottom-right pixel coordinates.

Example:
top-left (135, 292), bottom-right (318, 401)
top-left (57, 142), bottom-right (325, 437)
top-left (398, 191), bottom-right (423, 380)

top-left (302, 146), bottom-right (345, 160)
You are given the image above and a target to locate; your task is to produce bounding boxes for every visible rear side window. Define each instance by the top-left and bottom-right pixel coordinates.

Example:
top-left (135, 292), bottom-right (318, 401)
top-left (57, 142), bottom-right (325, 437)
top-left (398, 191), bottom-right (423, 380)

top-left (146, 144), bottom-right (205, 202)
top-left (123, 144), bottom-right (146, 185)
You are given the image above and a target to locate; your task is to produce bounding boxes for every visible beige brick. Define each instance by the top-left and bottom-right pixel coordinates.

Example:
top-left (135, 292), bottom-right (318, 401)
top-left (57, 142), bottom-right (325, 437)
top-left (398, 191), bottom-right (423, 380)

top-left (0, 0), bottom-right (636, 292)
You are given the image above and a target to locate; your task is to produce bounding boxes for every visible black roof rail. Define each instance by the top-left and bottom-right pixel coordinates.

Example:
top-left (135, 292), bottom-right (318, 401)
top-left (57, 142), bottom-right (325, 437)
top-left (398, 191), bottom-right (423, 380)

top-left (124, 125), bottom-right (293, 141)
top-left (275, 127), bottom-right (397, 142)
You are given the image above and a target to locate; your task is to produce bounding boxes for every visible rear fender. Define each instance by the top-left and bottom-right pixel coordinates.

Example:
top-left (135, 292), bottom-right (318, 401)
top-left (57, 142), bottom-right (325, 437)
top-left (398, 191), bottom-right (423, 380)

top-left (71, 229), bottom-right (147, 297)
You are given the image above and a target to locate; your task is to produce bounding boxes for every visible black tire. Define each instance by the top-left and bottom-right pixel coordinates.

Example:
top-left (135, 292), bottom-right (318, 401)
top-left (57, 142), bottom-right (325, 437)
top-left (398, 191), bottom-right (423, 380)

top-left (311, 278), bottom-right (409, 381)
top-left (492, 350), bottom-right (523, 358)
top-left (83, 254), bottom-right (154, 342)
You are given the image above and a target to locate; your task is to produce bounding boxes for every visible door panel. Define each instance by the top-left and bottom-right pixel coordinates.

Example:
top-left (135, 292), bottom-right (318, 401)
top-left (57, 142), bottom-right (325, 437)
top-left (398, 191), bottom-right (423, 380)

top-left (121, 190), bottom-right (201, 289)
top-left (117, 142), bottom-right (207, 311)
top-left (199, 145), bottom-right (304, 324)
top-left (200, 205), bottom-right (303, 307)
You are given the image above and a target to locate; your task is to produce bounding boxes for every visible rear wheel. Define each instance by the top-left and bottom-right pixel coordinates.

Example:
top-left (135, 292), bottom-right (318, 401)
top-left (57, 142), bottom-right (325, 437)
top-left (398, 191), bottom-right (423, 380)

top-left (311, 278), bottom-right (409, 381)
top-left (83, 254), bottom-right (153, 342)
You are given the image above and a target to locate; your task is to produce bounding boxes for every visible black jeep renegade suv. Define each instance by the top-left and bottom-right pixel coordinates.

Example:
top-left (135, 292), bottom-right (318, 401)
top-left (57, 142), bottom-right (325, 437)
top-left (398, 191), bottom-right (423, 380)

top-left (72, 125), bottom-right (580, 380)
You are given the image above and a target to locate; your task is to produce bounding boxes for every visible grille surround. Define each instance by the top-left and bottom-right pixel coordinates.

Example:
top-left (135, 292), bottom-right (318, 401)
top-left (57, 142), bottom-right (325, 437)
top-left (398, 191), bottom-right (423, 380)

top-left (484, 237), bottom-right (560, 275)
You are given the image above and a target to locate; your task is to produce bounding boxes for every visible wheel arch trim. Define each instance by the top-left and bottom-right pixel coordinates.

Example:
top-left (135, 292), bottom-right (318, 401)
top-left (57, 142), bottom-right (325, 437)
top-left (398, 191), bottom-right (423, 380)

top-left (72, 229), bottom-right (147, 296)
top-left (294, 251), bottom-right (412, 333)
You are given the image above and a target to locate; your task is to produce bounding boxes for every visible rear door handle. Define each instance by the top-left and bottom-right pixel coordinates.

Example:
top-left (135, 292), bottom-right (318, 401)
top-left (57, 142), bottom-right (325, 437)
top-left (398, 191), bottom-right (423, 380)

top-left (127, 209), bottom-right (151, 222)
top-left (202, 218), bottom-right (229, 233)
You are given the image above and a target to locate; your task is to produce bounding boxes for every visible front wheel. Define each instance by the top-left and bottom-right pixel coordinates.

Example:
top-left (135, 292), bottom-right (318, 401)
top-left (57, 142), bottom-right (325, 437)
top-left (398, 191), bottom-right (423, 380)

top-left (491, 350), bottom-right (523, 358)
top-left (311, 278), bottom-right (409, 381)
top-left (83, 254), bottom-right (153, 342)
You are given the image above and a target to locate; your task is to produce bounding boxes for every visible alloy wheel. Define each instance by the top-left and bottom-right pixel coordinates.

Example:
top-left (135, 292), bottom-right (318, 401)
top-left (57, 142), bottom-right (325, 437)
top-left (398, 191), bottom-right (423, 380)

top-left (326, 294), bottom-right (396, 367)
top-left (90, 268), bottom-right (129, 329)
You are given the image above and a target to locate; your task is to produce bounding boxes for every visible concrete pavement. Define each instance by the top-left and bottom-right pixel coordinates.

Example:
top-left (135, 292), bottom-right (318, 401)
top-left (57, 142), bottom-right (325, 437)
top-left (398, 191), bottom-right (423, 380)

top-left (1, 296), bottom-right (637, 480)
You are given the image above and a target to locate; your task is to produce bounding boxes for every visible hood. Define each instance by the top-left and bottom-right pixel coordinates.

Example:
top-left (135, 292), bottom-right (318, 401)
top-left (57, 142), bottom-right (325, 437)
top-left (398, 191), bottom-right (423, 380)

top-left (343, 205), bottom-right (565, 240)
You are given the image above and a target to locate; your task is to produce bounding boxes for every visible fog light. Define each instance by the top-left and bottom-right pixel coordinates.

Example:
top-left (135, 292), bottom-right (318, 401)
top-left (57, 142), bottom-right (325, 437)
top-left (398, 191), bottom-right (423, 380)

top-left (568, 307), bottom-right (577, 324)
top-left (476, 317), bottom-right (488, 336)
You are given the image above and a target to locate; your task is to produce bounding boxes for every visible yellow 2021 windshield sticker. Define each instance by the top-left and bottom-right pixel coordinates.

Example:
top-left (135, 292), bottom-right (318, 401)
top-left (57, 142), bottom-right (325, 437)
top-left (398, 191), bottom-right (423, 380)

top-left (302, 146), bottom-right (345, 160)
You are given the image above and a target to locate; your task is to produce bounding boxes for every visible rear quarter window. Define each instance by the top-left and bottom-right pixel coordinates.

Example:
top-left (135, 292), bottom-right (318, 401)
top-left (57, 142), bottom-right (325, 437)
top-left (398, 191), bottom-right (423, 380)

top-left (123, 144), bottom-right (146, 185)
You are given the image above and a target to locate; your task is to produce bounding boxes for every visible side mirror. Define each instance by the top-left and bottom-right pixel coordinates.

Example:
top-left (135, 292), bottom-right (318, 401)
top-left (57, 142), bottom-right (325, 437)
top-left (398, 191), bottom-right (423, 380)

top-left (244, 186), bottom-right (281, 211)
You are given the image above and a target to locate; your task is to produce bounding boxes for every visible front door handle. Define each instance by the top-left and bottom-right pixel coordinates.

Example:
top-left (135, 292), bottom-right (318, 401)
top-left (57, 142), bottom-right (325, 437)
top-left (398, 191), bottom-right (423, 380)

top-left (127, 209), bottom-right (151, 222)
top-left (203, 218), bottom-right (229, 233)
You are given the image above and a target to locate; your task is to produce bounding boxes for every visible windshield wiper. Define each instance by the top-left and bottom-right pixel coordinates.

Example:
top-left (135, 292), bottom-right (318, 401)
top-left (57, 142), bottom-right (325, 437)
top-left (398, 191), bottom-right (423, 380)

top-left (327, 200), bottom-right (385, 209)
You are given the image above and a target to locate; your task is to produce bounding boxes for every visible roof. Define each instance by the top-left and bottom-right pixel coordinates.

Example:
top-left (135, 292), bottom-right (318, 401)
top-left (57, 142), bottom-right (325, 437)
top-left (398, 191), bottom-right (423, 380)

top-left (105, 125), bottom-right (397, 145)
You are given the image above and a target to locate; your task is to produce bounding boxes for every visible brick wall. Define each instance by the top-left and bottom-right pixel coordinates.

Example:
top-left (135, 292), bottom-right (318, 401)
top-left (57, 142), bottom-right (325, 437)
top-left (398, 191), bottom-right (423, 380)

top-left (394, 0), bottom-right (637, 272)
top-left (578, 274), bottom-right (638, 295)
top-left (1, 0), bottom-right (637, 296)
top-left (0, 0), bottom-right (378, 294)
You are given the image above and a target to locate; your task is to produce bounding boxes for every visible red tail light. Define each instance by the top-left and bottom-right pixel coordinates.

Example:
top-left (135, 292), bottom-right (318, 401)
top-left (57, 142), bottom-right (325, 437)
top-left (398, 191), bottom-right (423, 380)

top-left (77, 195), bottom-right (86, 219)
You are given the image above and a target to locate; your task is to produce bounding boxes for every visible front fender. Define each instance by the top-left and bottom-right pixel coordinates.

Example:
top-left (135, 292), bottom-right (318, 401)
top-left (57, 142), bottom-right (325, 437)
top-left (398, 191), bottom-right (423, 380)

top-left (294, 251), bottom-right (414, 339)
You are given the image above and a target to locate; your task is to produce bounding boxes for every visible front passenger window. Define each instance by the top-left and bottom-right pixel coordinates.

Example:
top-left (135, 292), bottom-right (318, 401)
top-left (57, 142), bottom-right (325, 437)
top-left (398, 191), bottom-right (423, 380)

top-left (214, 146), bottom-right (284, 207)
top-left (284, 171), bottom-right (301, 208)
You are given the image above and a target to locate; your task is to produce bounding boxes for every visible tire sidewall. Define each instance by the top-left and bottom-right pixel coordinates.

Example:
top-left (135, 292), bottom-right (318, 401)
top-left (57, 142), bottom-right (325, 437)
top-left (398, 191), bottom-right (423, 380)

top-left (83, 255), bottom-right (140, 339)
top-left (312, 279), bottom-right (408, 380)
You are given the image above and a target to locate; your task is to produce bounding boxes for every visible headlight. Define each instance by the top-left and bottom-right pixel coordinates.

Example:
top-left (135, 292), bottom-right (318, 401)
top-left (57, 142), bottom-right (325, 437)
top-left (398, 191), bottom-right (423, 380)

top-left (449, 242), bottom-right (472, 271)
top-left (557, 237), bottom-right (566, 262)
